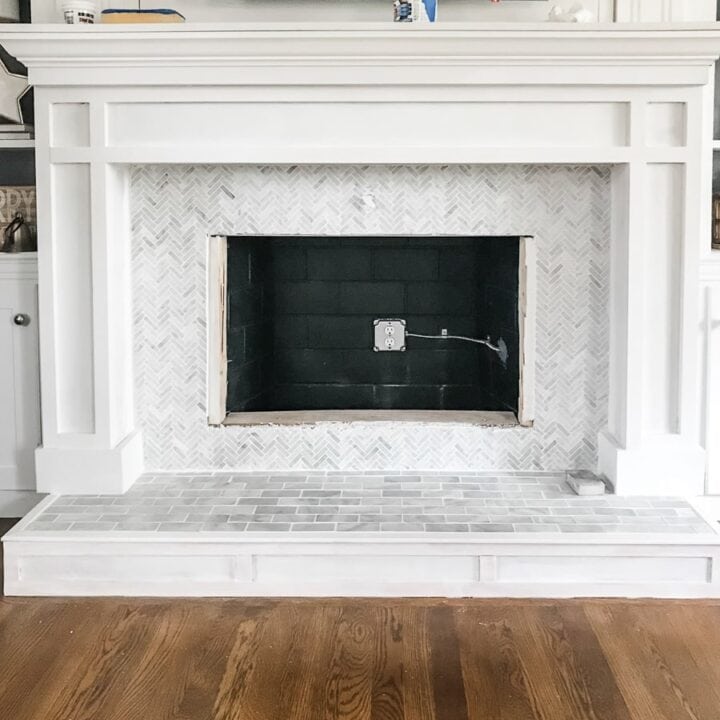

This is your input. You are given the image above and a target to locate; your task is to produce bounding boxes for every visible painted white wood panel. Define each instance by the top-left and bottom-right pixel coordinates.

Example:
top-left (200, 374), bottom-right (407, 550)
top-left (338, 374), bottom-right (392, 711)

top-left (646, 102), bottom-right (686, 147)
top-left (643, 164), bottom-right (682, 436)
top-left (256, 555), bottom-right (476, 583)
top-left (705, 280), bottom-right (720, 494)
top-left (496, 554), bottom-right (710, 583)
top-left (0, 277), bottom-right (40, 491)
top-left (96, 163), bottom-right (135, 447)
top-left (51, 163), bottom-right (95, 436)
top-left (50, 103), bottom-right (90, 148)
top-left (108, 101), bottom-right (629, 150)
top-left (19, 554), bottom-right (253, 583)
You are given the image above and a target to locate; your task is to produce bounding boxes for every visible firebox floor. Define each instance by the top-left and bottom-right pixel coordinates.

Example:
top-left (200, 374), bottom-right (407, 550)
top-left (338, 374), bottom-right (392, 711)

top-left (19, 472), bottom-right (716, 535)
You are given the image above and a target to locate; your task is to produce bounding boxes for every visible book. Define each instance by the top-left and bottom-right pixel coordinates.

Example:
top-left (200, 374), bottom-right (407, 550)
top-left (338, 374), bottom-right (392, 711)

top-left (0, 124), bottom-right (33, 134)
top-left (100, 9), bottom-right (185, 23)
top-left (0, 132), bottom-right (33, 140)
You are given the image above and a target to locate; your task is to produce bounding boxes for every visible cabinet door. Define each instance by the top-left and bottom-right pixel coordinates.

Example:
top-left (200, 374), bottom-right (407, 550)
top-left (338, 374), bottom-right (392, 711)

top-left (0, 281), bottom-right (40, 491)
top-left (706, 283), bottom-right (720, 495)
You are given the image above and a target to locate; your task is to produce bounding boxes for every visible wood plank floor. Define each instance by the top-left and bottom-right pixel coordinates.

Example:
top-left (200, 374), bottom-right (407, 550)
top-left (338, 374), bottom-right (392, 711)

top-left (0, 518), bottom-right (18, 595)
top-left (0, 597), bottom-right (718, 720)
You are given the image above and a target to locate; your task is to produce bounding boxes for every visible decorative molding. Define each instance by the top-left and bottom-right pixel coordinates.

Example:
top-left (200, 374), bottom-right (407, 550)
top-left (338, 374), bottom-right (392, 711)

top-left (1, 25), bottom-right (720, 87)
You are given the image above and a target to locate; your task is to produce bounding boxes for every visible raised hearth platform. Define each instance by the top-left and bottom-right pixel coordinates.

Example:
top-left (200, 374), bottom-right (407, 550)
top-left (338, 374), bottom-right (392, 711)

top-left (4, 472), bottom-right (719, 598)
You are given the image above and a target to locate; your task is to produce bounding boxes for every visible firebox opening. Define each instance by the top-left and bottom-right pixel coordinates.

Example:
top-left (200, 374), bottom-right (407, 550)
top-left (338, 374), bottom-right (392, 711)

top-left (217, 235), bottom-right (527, 421)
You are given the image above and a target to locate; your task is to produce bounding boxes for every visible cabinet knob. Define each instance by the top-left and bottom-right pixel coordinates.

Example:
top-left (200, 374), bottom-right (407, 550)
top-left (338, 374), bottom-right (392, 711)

top-left (13, 314), bottom-right (30, 327)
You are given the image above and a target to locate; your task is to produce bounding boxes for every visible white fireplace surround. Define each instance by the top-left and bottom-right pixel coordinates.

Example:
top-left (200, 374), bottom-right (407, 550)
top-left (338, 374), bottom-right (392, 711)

top-left (1, 23), bottom-right (720, 498)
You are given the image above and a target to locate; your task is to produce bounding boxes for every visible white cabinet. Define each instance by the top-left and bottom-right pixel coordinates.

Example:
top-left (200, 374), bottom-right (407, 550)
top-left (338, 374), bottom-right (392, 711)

top-left (0, 254), bottom-right (40, 495)
top-left (704, 274), bottom-right (720, 495)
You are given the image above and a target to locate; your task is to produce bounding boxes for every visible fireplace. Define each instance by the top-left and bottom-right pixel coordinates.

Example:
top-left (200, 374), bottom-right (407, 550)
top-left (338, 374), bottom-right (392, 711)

top-left (1, 23), bottom-right (720, 599)
top-left (212, 234), bottom-right (531, 423)
top-left (0, 25), bottom-right (715, 498)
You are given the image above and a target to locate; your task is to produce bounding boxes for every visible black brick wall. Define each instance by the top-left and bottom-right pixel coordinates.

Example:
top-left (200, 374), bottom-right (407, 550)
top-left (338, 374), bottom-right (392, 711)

top-left (226, 236), bottom-right (520, 413)
top-left (226, 238), bottom-right (275, 411)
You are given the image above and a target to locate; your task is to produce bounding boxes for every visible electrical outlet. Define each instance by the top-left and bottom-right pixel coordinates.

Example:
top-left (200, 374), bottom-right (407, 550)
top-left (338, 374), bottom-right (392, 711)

top-left (373, 319), bottom-right (406, 352)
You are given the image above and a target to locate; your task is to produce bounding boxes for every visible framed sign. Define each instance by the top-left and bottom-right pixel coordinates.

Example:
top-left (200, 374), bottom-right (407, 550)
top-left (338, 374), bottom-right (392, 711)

top-left (0, 185), bottom-right (37, 244)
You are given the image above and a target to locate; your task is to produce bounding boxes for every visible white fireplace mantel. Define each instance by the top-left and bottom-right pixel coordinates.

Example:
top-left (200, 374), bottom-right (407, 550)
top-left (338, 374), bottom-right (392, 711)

top-left (1, 23), bottom-right (720, 496)
top-left (5, 23), bottom-right (720, 85)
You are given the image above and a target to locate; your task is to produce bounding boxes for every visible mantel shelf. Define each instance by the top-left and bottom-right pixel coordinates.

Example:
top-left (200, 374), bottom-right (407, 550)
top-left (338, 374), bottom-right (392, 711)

top-left (2, 22), bottom-right (720, 88)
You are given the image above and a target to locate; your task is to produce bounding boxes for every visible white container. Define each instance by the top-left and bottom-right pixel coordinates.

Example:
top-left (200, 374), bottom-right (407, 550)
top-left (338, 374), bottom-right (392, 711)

top-left (0, 0), bottom-right (20, 22)
top-left (61, 0), bottom-right (98, 24)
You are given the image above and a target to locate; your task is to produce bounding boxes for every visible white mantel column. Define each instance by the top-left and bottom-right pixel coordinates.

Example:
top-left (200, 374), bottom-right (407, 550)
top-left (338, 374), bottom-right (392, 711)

top-left (33, 96), bottom-right (142, 494)
top-left (598, 95), bottom-right (709, 497)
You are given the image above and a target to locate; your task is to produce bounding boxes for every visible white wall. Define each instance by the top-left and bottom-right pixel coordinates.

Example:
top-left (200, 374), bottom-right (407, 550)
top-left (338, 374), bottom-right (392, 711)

top-left (31, 0), bottom-right (614, 25)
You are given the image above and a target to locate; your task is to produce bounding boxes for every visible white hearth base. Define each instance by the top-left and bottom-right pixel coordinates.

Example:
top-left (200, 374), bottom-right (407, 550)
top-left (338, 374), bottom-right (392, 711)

top-left (4, 480), bottom-right (720, 598)
top-left (4, 497), bottom-right (720, 598)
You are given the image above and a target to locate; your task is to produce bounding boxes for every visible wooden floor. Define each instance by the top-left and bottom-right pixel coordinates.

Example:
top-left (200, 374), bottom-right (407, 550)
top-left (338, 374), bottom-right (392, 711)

top-left (0, 518), bottom-right (18, 595)
top-left (0, 595), bottom-right (719, 720)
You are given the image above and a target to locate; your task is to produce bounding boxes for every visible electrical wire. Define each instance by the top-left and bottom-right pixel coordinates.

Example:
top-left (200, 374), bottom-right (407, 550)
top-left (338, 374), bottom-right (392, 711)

top-left (406, 332), bottom-right (501, 353)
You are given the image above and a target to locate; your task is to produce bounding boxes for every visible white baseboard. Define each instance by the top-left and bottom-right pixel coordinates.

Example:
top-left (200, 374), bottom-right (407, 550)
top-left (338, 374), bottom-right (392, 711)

top-left (0, 491), bottom-right (45, 518)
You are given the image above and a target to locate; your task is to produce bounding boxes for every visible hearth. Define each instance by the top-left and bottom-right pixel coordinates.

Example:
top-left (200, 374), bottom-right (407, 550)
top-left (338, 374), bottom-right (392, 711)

top-left (220, 235), bottom-right (525, 418)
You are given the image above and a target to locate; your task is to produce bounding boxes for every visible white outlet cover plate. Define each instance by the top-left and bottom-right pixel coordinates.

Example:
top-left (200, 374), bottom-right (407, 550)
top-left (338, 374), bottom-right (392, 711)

top-left (373, 319), bottom-right (406, 352)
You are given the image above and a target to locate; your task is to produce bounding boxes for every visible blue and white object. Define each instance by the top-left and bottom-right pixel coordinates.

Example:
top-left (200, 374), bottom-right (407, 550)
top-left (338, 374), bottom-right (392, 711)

top-left (393, 0), bottom-right (437, 23)
top-left (420, 0), bottom-right (437, 22)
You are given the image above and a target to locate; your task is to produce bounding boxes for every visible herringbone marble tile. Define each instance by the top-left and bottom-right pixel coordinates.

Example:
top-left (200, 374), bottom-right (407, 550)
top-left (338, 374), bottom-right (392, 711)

top-left (131, 165), bottom-right (610, 472)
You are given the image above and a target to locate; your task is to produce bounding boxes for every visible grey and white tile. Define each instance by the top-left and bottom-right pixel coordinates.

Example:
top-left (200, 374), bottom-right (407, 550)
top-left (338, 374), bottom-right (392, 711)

top-left (25, 472), bottom-right (717, 536)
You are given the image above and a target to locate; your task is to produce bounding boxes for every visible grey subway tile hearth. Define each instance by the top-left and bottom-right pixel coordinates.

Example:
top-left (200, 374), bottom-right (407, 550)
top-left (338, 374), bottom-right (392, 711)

top-left (25, 472), bottom-right (715, 535)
